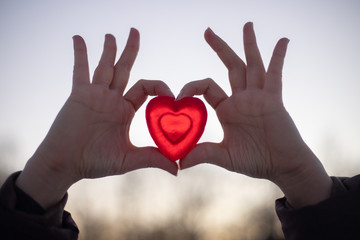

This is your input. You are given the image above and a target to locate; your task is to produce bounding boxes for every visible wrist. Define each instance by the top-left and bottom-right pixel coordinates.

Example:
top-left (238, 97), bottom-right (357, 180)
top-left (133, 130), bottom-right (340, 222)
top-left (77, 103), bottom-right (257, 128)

top-left (273, 150), bottom-right (332, 208)
top-left (15, 147), bottom-right (77, 210)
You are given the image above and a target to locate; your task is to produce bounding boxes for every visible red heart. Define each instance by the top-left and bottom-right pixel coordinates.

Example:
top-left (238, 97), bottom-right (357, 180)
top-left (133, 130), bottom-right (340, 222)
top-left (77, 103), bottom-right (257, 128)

top-left (146, 96), bottom-right (207, 161)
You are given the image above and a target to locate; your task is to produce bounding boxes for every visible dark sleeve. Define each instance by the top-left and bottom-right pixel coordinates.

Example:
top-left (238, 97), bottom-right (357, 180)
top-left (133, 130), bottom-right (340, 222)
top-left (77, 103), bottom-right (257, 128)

top-left (276, 175), bottom-right (360, 240)
top-left (0, 172), bottom-right (79, 240)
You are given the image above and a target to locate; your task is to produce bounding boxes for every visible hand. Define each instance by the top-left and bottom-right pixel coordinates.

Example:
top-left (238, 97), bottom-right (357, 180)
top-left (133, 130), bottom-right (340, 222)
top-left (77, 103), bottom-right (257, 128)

top-left (16, 29), bottom-right (178, 209)
top-left (178, 22), bottom-right (332, 207)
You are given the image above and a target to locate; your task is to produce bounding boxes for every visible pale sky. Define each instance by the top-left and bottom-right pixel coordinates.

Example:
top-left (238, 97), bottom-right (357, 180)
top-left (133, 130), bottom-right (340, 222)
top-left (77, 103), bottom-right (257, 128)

top-left (1, 0), bottom-right (360, 234)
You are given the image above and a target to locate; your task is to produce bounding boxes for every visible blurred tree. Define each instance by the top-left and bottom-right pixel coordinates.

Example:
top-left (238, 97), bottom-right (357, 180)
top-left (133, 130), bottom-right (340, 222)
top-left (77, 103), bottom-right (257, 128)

top-left (243, 205), bottom-right (284, 240)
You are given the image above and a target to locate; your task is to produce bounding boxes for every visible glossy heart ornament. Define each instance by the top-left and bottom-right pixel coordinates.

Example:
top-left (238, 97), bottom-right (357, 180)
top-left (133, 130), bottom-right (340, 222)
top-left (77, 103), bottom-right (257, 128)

top-left (146, 96), bottom-right (207, 161)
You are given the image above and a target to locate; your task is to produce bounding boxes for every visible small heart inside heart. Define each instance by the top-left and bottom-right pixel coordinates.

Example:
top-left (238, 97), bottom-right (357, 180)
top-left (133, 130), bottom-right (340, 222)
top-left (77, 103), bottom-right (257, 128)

top-left (159, 113), bottom-right (192, 144)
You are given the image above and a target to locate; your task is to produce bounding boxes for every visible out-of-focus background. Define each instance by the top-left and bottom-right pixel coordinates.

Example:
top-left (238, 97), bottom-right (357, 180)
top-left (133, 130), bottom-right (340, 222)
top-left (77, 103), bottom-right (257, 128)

top-left (1, 0), bottom-right (360, 239)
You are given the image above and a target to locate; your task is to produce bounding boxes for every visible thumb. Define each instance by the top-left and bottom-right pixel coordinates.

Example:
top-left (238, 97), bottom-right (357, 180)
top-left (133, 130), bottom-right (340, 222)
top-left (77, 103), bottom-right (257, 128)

top-left (122, 147), bottom-right (179, 176)
top-left (180, 142), bottom-right (230, 171)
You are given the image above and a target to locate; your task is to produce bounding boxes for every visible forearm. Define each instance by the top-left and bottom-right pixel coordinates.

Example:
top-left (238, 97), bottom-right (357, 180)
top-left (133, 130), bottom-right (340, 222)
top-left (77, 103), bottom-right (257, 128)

top-left (15, 146), bottom-right (76, 210)
top-left (273, 149), bottom-right (332, 208)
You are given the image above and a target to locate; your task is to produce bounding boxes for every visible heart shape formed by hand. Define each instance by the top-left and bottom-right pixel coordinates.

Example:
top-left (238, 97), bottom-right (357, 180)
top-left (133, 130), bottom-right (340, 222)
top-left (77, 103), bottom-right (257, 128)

top-left (146, 96), bottom-right (207, 161)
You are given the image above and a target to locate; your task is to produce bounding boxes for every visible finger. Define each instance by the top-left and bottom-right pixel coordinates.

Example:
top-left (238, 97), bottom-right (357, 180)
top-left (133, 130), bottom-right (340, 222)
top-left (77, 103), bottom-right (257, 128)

top-left (177, 78), bottom-right (228, 109)
top-left (92, 34), bottom-right (117, 86)
top-left (204, 28), bottom-right (247, 92)
top-left (180, 142), bottom-right (232, 171)
top-left (265, 38), bottom-right (290, 95)
top-left (72, 35), bottom-right (90, 87)
top-left (121, 147), bottom-right (178, 176)
top-left (112, 28), bottom-right (140, 93)
top-left (124, 79), bottom-right (175, 111)
top-left (243, 22), bottom-right (266, 89)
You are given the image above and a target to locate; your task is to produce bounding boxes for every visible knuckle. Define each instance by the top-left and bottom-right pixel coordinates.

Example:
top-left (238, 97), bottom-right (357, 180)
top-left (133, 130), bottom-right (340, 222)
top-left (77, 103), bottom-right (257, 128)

top-left (136, 79), bottom-right (147, 86)
top-left (205, 77), bottom-right (215, 85)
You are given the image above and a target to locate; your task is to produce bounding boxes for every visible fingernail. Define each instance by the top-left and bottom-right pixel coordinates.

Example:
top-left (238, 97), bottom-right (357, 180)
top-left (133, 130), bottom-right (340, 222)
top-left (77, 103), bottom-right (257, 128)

top-left (206, 27), bottom-right (215, 35)
top-left (168, 92), bottom-right (175, 99)
top-left (167, 85), bottom-right (175, 98)
top-left (128, 28), bottom-right (139, 43)
top-left (168, 169), bottom-right (178, 176)
top-left (171, 162), bottom-right (179, 176)
top-left (178, 160), bottom-right (187, 170)
top-left (130, 27), bottom-right (138, 36)
top-left (72, 35), bottom-right (82, 48)
top-left (72, 35), bottom-right (80, 42)
top-left (176, 91), bottom-right (183, 100)
top-left (106, 33), bottom-right (116, 42)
